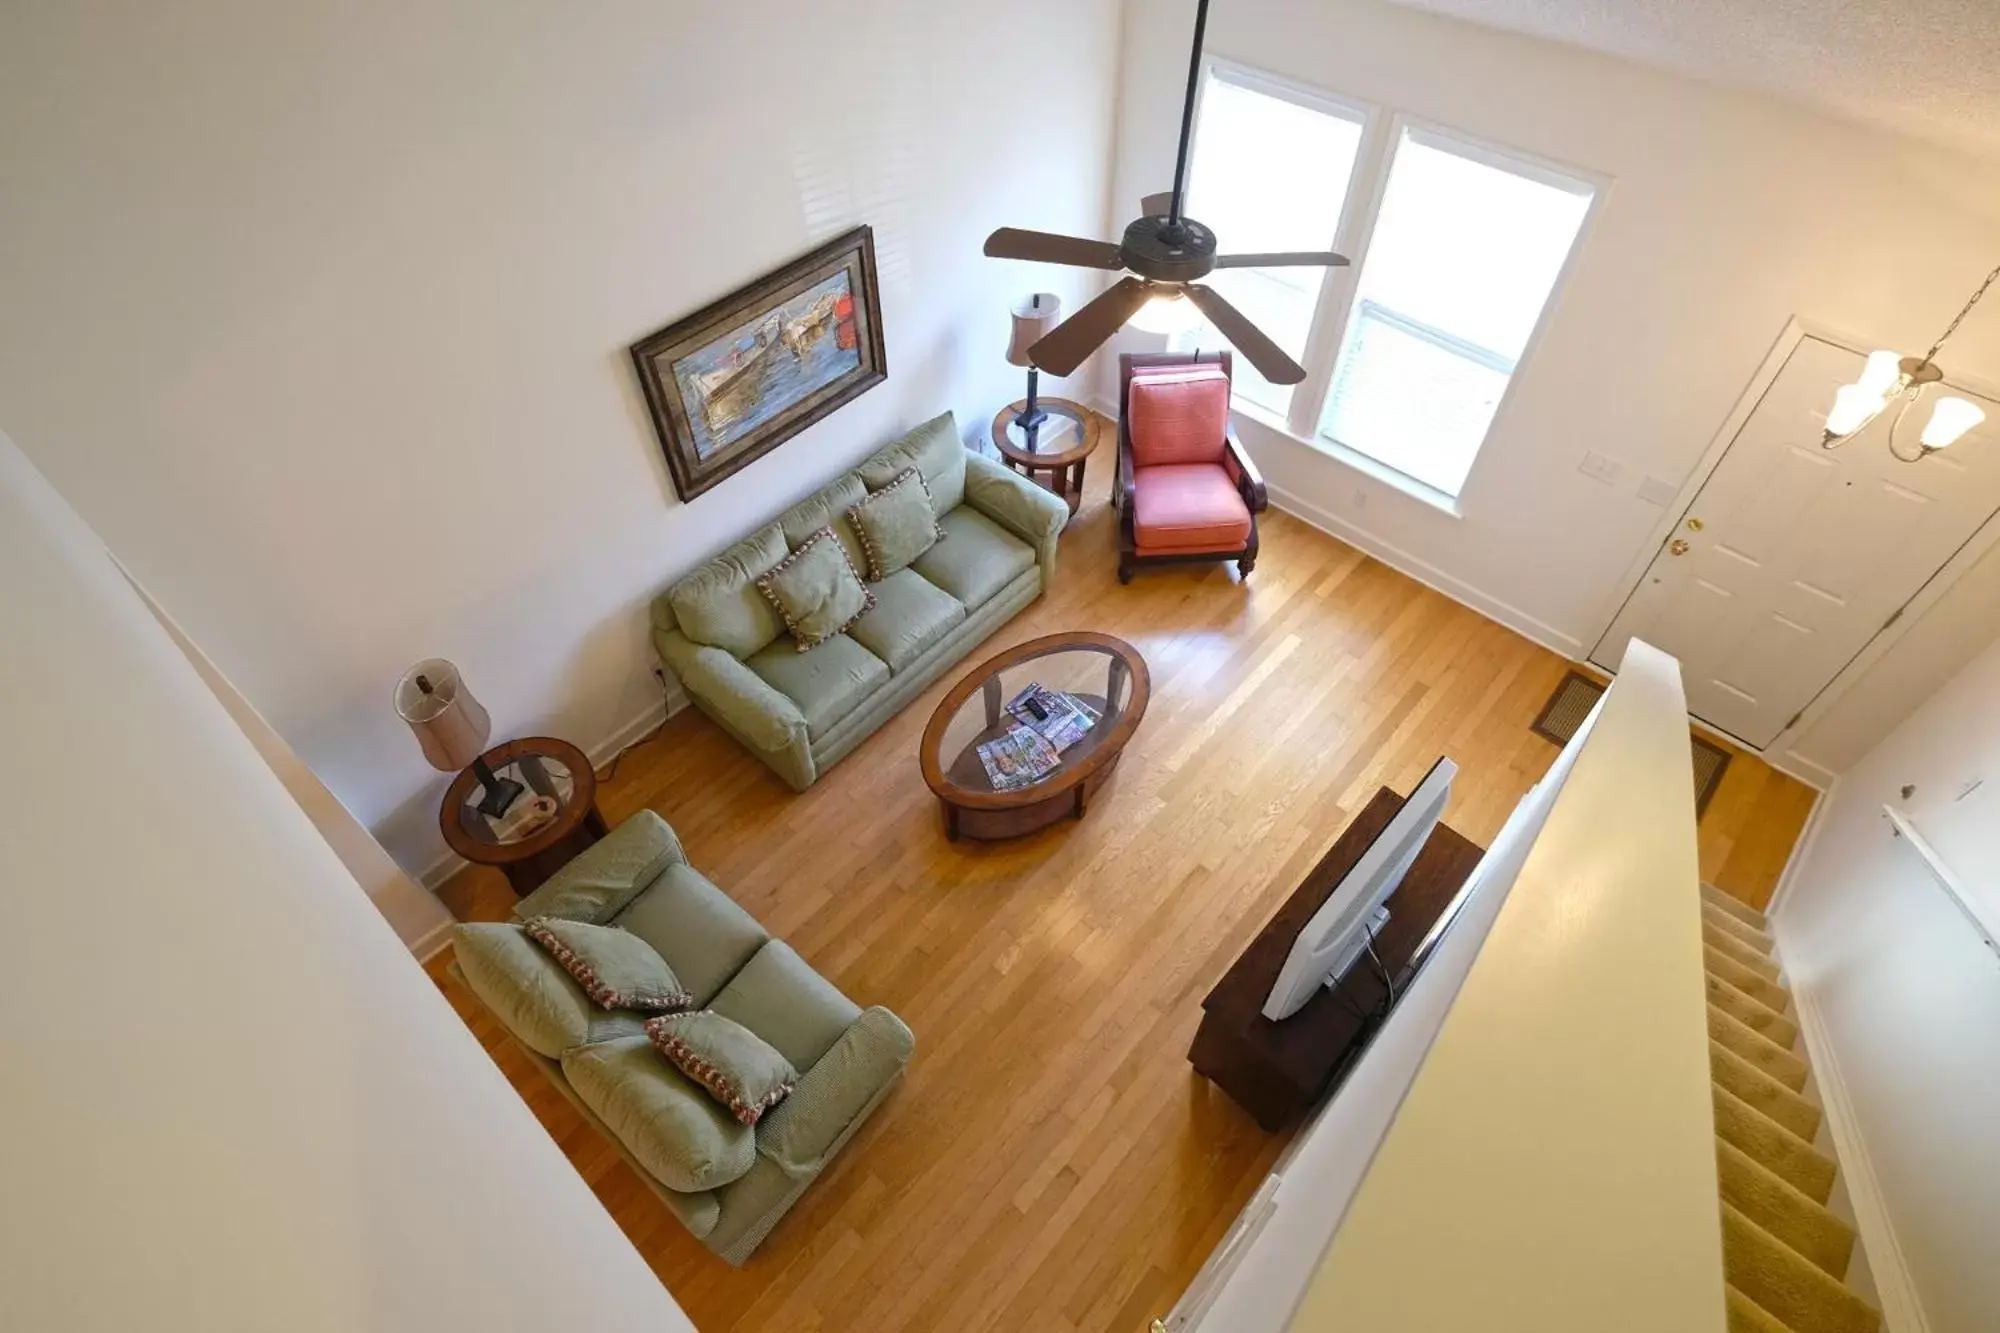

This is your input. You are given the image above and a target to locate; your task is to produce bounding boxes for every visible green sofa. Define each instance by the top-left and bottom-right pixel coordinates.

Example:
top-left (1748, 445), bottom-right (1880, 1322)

top-left (452, 811), bottom-right (914, 1265)
top-left (650, 411), bottom-right (1070, 790)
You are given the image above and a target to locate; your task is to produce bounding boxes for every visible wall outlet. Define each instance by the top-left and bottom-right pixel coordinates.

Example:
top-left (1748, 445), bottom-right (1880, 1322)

top-left (1636, 474), bottom-right (1680, 507)
top-left (1578, 451), bottom-right (1624, 486)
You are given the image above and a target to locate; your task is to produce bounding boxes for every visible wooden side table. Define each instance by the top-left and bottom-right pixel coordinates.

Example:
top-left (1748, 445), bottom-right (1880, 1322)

top-left (991, 397), bottom-right (1101, 516)
top-left (440, 736), bottom-right (609, 897)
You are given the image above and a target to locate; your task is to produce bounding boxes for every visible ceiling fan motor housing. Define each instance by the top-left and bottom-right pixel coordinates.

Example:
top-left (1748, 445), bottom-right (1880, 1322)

top-left (1120, 215), bottom-right (1217, 283)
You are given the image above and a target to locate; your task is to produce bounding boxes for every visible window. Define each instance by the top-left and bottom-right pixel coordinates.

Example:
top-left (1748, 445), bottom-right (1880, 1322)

top-left (1172, 67), bottom-right (1365, 416)
top-left (1319, 128), bottom-right (1594, 496)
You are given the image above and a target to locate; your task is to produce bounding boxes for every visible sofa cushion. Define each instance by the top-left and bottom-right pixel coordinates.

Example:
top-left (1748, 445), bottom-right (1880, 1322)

top-left (745, 632), bottom-right (888, 742)
top-left (668, 522), bottom-right (788, 658)
top-left (849, 568), bottom-right (966, 672)
top-left (859, 411), bottom-right (967, 515)
top-left (1131, 461), bottom-right (1252, 552)
top-left (512, 809), bottom-right (686, 926)
top-left (912, 506), bottom-right (1035, 611)
top-left (710, 941), bottom-right (861, 1073)
top-left (612, 862), bottom-right (771, 1007)
top-left (453, 922), bottom-right (597, 1057)
top-left (522, 917), bottom-right (694, 1014)
top-left (757, 526), bottom-right (875, 652)
top-left (776, 472), bottom-right (873, 576)
top-left (647, 1011), bottom-right (799, 1127)
top-left (562, 1036), bottom-right (757, 1192)
top-left (848, 468), bottom-right (943, 581)
top-left (1128, 366), bottom-right (1230, 467)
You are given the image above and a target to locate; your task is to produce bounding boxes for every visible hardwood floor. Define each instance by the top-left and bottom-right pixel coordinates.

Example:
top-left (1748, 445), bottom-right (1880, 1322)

top-left (429, 487), bottom-right (1816, 1332)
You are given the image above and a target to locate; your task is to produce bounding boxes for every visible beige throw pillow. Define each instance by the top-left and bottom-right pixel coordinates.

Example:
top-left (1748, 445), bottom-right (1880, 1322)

top-left (756, 526), bottom-right (875, 652)
top-left (847, 467), bottom-right (945, 581)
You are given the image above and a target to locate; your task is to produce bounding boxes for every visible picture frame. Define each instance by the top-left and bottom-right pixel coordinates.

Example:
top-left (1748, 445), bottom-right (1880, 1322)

top-left (630, 226), bottom-right (888, 501)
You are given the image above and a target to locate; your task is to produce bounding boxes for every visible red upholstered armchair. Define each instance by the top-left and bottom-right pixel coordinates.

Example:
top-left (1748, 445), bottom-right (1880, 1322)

top-left (1116, 351), bottom-right (1268, 584)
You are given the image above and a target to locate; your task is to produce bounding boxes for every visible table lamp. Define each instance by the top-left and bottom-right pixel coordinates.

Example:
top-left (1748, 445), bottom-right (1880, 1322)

top-left (395, 658), bottom-right (520, 818)
top-left (1007, 292), bottom-right (1062, 432)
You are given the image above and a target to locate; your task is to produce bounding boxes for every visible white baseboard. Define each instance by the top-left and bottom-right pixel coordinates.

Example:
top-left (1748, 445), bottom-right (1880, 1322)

top-left (416, 690), bottom-right (685, 892)
top-left (410, 916), bottom-right (456, 964)
top-left (1268, 483), bottom-right (1586, 660)
top-left (1789, 981), bottom-right (1934, 1333)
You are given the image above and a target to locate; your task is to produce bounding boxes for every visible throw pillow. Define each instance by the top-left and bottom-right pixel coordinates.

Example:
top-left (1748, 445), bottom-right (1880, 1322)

top-left (522, 917), bottom-right (695, 1013)
top-left (847, 467), bottom-right (945, 581)
top-left (756, 526), bottom-right (875, 652)
top-left (645, 1010), bottom-right (799, 1127)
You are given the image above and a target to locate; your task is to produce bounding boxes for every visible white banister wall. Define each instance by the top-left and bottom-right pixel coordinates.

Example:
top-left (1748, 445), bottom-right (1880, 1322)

top-left (0, 430), bottom-right (697, 1332)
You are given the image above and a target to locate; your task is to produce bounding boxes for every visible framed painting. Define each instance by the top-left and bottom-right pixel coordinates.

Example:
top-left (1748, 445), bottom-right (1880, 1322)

top-left (631, 226), bottom-right (887, 501)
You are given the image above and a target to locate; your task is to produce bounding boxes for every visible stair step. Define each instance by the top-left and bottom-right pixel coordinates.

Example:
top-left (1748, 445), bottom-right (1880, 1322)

top-left (1707, 945), bottom-right (1790, 1013)
top-left (1705, 922), bottom-right (1783, 982)
top-left (1709, 1004), bottom-right (1809, 1092)
top-left (1712, 1041), bottom-right (1822, 1143)
top-left (1702, 900), bottom-right (1775, 953)
top-left (1706, 973), bottom-right (1800, 1048)
top-left (1702, 881), bottom-right (1768, 929)
top-left (1726, 1284), bottom-right (1795, 1333)
top-left (1722, 1204), bottom-right (1879, 1333)
top-left (1713, 1085), bottom-right (1837, 1205)
top-left (1718, 1139), bottom-right (1856, 1278)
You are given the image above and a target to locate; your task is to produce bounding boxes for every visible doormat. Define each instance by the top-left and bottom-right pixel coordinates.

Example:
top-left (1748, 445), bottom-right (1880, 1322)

top-left (1531, 670), bottom-right (1733, 816)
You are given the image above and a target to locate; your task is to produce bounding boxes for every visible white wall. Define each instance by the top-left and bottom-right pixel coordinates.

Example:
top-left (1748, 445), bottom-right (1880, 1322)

top-left (1776, 633), bottom-right (2000, 1333)
top-left (0, 0), bottom-right (1122, 876)
top-left (1106, 0), bottom-right (2000, 772)
top-left (0, 429), bottom-right (696, 1331)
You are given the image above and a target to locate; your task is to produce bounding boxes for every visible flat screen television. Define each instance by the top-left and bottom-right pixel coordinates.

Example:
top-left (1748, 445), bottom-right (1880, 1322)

top-left (1262, 756), bottom-right (1458, 1021)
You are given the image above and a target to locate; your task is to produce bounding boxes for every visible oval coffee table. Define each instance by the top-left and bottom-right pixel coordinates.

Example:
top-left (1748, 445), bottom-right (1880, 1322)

top-left (920, 631), bottom-right (1150, 841)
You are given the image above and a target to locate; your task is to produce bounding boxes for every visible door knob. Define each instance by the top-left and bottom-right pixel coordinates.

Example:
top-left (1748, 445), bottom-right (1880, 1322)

top-left (1686, 517), bottom-right (1704, 531)
top-left (1669, 538), bottom-right (1690, 556)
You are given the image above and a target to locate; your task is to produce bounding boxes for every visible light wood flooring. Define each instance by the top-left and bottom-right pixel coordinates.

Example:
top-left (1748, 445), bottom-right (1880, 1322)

top-left (430, 487), bottom-right (1816, 1332)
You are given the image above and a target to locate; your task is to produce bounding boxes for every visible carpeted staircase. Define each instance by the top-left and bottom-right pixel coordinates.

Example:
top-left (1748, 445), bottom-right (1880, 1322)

top-left (1699, 882), bottom-right (1880, 1333)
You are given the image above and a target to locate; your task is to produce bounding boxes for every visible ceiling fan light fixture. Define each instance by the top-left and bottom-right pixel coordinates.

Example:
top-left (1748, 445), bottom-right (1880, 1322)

top-left (1130, 288), bottom-right (1201, 335)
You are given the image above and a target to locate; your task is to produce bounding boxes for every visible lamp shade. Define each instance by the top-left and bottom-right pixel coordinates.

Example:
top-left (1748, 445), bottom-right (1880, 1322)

top-left (1007, 293), bottom-right (1062, 368)
top-left (395, 658), bottom-right (492, 773)
top-left (1922, 396), bottom-right (1985, 450)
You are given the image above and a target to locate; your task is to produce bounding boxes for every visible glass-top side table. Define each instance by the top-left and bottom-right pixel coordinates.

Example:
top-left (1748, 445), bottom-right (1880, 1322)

top-left (990, 397), bottom-right (1101, 516)
top-left (439, 735), bottom-right (609, 896)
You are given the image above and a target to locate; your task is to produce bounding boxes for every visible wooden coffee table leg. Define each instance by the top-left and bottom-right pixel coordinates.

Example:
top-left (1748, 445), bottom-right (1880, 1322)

top-left (944, 804), bottom-right (962, 842)
top-left (982, 674), bottom-right (1003, 730)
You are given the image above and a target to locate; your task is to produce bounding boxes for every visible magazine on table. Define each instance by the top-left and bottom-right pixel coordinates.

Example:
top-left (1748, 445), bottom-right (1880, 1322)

top-left (1004, 682), bottom-right (1099, 753)
top-left (976, 725), bottom-right (1062, 790)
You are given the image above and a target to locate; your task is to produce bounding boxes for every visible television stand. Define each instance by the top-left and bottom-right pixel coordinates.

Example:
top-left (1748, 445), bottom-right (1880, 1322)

top-left (1190, 786), bottom-right (1484, 1131)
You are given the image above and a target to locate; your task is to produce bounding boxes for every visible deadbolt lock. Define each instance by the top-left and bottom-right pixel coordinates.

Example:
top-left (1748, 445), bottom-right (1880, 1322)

top-left (1686, 517), bottom-right (1705, 531)
top-left (1669, 539), bottom-right (1691, 556)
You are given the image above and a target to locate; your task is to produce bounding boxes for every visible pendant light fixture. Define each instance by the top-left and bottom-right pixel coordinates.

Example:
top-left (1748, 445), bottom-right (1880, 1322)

top-left (1822, 261), bottom-right (1998, 462)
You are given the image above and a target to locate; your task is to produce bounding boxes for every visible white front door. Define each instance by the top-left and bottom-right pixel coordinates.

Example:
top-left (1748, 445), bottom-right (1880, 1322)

top-left (1593, 335), bottom-right (2000, 749)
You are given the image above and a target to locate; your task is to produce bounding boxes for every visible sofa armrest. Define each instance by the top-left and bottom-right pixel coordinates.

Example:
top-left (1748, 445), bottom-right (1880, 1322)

top-left (1223, 429), bottom-right (1268, 513)
top-left (511, 809), bottom-right (689, 925)
top-left (963, 451), bottom-right (1068, 548)
top-left (754, 1006), bottom-right (914, 1178)
top-left (656, 628), bottom-right (808, 755)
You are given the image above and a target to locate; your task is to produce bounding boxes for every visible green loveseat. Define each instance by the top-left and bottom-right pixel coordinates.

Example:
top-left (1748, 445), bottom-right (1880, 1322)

top-left (452, 811), bottom-right (914, 1265)
top-left (651, 411), bottom-right (1069, 790)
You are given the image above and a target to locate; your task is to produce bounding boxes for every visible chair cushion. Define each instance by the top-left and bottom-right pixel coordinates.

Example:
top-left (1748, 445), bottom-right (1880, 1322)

top-left (710, 941), bottom-right (862, 1073)
top-left (912, 506), bottom-right (1035, 610)
top-left (562, 1036), bottom-right (757, 1192)
top-left (668, 522), bottom-right (788, 658)
top-left (521, 917), bottom-right (694, 1013)
top-left (1131, 462), bottom-right (1252, 551)
top-left (612, 862), bottom-right (771, 1007)
top-left (646, 1011), bottom-right (799, 1127)
top-left (849, 568), bottom-right (966, 672)
top-left (858, 411), bottom-right (967, 514)
top-left (757, 526), bottom-right (876, 652)
top-left (1128, 366), bottom-right (1230, 467)
top-left (745, 631), bottom-right (888, 742)
top-left (848, 468), bottom-right (944, 580)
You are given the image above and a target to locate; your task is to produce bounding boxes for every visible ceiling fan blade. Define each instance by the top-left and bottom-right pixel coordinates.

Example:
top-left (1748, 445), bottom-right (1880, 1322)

top-left (1028, 277), bottom-right (1154, 375)
top-left (983, 227), bottom-right (1126, 270)
top-left (1140, 191), bottom-right (1173, 217)
top-left (1181, 284), bottom-right (1309, 385)
top-left (1213, 251), bottom-right (1351, 269)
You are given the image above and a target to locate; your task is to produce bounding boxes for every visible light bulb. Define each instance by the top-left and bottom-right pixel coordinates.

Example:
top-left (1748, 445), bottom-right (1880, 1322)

top-left (1129, 290), bottom-right (1201, 335)
top-left (1826, 382), bottom-right (1886, 438)
top-left (1856, 349), bottom-right (1906, 398)
top-left (1921, 397), bottom-right (1985, 450)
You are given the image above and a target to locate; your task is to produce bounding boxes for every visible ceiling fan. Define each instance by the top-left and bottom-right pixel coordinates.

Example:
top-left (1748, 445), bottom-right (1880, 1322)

top-left (982, 0), bottom-right (1347, 385)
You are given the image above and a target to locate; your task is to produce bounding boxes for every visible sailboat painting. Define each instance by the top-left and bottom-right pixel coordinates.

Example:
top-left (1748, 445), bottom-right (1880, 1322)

top-left (631, 227), bottom-right (887, 501)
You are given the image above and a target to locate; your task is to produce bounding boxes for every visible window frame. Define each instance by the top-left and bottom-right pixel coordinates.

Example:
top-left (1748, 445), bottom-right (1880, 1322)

top-left (1177, 66), bottom-right (1607, 511)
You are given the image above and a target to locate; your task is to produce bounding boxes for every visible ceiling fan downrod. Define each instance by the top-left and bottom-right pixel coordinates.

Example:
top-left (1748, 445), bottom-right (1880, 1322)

top-left (1164, 0), bottom-right (1212, 236)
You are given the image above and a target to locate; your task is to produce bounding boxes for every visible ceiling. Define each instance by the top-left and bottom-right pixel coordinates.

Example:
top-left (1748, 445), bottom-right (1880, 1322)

top-left (1392, 0), bottom-right (2000, 160)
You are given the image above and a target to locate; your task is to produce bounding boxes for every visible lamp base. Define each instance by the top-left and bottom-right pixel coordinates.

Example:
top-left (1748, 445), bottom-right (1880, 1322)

top-left (1015, 405), bottom-right (1049, 433)
top-left (471, 756), bottom-right (523, 819)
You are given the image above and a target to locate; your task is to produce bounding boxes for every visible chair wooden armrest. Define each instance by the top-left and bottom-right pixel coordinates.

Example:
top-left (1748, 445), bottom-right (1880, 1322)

top-left (1117, 430), bottom-right (1138, 515)
top-left (1224, 429), bottom-right (1268, 512)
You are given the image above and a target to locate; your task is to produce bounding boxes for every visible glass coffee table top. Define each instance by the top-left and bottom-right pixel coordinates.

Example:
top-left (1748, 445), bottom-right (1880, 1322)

top-left (928, 634), bottom-right (1146, 799)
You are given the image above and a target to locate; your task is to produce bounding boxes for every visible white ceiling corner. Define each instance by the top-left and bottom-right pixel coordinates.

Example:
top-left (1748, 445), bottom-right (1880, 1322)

top-left (1390, 0), bottom-right (2000, 161)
